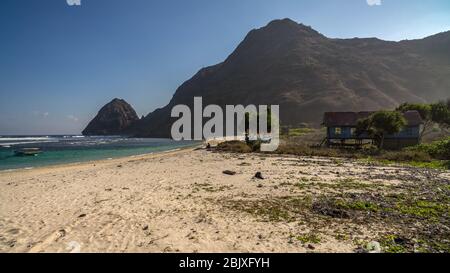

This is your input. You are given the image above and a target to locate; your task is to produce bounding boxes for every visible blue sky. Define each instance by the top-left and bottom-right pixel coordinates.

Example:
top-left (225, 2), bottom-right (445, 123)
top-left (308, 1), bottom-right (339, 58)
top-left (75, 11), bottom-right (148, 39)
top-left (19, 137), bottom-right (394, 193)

top-left (0, 0), bottom-right (449, 135)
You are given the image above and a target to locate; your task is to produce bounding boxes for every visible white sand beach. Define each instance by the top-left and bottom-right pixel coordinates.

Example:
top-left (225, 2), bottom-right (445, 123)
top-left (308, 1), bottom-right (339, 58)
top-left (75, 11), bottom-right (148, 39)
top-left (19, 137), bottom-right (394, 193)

top-left (1, 148), bottom-right (449, 253)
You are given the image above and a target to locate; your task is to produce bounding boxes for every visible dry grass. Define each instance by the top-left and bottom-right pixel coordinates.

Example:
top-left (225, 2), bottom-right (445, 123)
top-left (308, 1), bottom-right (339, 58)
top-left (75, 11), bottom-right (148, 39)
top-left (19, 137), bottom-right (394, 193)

top-left (216, 140), bottom-right (252, 153)
top-left (214, 127), bottom-right (449, 170)
top-left (221, 176), bottom-right (450, 253)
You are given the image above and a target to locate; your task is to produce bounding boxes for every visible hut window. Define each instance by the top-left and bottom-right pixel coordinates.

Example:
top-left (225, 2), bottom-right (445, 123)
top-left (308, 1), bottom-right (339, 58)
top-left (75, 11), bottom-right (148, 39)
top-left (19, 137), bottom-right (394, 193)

top-left (335, 127), bottom-right (342, 135)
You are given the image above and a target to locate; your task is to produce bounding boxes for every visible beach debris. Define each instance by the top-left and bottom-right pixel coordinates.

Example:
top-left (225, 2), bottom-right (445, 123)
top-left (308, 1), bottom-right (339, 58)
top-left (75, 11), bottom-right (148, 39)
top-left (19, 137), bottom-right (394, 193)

top-left (105, 188), bottom-right (112, 192)
top-left (223, 170), bottom-right (237, 176)
top-left (7, 228), bottom-right (20, 235)
top-left (366, 241), bottom-right (382, 253)
top-left (312, 200), bottom-right (351, 219)
top-left (117, 164), bottom-right (123, 168)
top-left (66, 241), bottom-right (82, 253)
top-left (307, 244), bottom-right (315, 250)
top-left (7, 239), bottom-right (16, 248)
top-left (78, 214), bottom-right (87, 218)
top-left (257, 184), bottom-right (263, 188)
top-left (56, 229), bottom-right (66, 240)
top-left (142, 225), bottom-right (149, 231)
top-left (254, 172), bottom-right (264, 180)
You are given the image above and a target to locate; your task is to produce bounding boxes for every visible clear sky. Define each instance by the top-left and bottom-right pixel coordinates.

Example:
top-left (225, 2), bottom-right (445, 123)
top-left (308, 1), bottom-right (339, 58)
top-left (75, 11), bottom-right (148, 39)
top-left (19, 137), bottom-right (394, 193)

top-left (0, 0), bottom-right (449, 135)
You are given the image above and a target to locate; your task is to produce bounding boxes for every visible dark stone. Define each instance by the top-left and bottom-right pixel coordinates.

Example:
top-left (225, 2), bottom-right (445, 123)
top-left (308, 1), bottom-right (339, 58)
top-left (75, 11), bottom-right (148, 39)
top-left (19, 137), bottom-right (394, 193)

top-left (254, 172), bottom-right (264, 180)
top-left (312, 201), bottom-right (351, 219)
top-left (223, 170), bottom-right (237, 176)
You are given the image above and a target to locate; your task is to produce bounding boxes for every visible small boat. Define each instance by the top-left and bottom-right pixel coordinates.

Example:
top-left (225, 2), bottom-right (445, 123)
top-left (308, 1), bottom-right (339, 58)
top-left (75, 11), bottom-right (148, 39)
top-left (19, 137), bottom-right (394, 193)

top-left (14, 148), bottom-right (42, 156)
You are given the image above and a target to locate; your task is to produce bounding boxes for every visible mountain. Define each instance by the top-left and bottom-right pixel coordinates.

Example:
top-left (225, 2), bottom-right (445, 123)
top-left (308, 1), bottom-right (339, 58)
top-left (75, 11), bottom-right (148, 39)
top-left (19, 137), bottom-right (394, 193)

top-left (82, 98), bottom-right (140, 136)
top-left (91, 18), bottom-right (450, 138)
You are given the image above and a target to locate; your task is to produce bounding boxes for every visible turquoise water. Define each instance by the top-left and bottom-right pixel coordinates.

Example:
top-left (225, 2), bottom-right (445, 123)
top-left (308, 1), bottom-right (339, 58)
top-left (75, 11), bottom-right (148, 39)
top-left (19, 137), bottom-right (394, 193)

top-left (0, 136), bottom-right (198, 171)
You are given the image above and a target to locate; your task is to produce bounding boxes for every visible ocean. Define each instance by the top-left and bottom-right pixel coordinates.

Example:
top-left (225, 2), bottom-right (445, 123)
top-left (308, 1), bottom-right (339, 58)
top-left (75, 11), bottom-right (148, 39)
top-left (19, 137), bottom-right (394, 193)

top-left (0, 135), bottom-right (198, 171)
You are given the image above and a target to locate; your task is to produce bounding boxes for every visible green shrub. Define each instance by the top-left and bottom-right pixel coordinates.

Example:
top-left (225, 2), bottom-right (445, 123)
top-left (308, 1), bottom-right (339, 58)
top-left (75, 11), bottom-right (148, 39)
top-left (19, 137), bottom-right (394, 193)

top-left (248, 140), bottom-right (262, 152)
top-left (360, 145), bottom-right (382, 156)
top-left (274, 144), bottom-right (359, 158)
top-left (216, 141), bottom-right (252, 153)
top-left (379, 150), bottom-right (432, 162)
top-left (288, 128), bottom-right (315, 137)
top-left (408, 137), bottom-right (450, 160)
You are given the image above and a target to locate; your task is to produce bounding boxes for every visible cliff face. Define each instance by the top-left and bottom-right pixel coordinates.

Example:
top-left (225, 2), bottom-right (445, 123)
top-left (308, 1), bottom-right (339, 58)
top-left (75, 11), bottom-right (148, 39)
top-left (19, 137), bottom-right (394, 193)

top-left (82, 98), bottom-right (139, 136)
top-left (132, 18), bottom-right (450, 138)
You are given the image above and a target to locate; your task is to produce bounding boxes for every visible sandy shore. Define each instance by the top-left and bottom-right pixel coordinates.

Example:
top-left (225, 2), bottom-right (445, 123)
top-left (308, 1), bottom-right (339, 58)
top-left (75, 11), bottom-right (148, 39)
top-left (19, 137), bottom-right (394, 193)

top-left (1, 148), bottom-right (449, 253)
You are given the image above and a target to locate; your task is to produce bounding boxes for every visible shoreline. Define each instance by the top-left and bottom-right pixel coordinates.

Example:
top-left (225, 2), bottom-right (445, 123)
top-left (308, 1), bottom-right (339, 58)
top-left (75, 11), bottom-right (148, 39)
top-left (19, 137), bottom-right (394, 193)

top-left (0, 144), bottom-right (201, 175)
